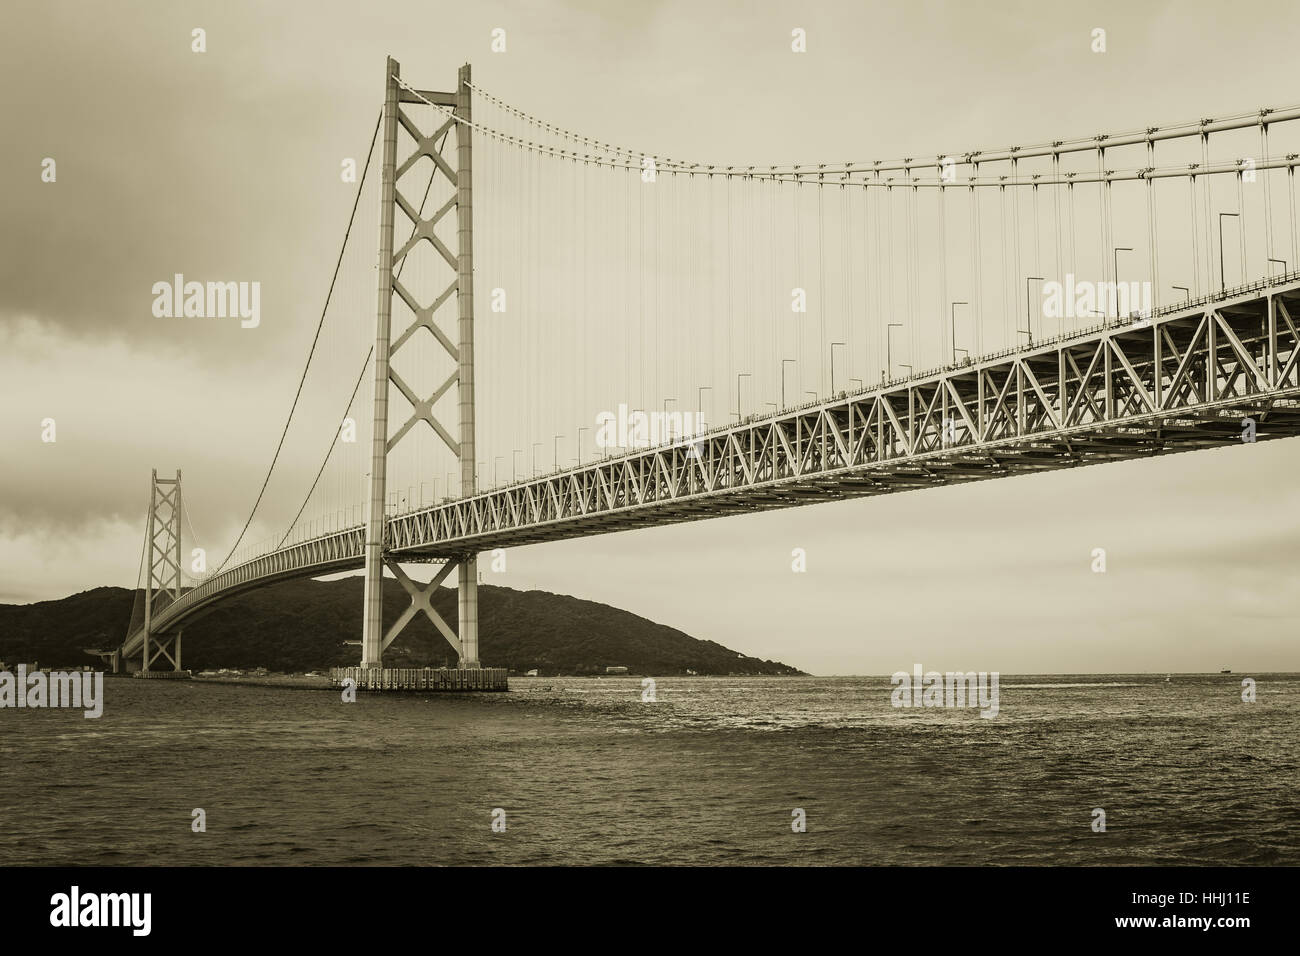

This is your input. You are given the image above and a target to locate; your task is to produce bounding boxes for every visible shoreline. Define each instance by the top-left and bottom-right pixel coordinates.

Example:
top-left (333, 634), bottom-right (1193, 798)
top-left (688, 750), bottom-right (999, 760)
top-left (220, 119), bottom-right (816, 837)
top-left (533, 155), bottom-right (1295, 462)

top-left (101, 671), bottom-right (1286, 694)
top-left (191, 674), bottom-right (332, 690)
top-left (156, 672), bottom-right (803, 694)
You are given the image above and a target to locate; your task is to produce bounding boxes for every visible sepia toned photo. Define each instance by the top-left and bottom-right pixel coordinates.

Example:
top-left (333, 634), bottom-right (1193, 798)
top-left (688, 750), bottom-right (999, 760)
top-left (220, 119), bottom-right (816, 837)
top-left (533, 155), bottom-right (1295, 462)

top-left (1, 0), bottom-right (1294, 939)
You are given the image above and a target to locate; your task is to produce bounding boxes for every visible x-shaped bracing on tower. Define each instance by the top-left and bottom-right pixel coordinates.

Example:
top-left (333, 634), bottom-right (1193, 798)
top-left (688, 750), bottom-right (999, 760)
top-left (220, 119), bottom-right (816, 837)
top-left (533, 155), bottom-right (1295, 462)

top-left (385, 100), bottom-right (463, 461)
top-left (381, 559), bottom-right (463, 657)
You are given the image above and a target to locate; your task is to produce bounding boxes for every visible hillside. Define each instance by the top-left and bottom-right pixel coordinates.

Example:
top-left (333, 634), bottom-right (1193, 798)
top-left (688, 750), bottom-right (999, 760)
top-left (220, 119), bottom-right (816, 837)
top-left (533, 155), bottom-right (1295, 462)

top-left (0, 578), bottom-right (805, 676)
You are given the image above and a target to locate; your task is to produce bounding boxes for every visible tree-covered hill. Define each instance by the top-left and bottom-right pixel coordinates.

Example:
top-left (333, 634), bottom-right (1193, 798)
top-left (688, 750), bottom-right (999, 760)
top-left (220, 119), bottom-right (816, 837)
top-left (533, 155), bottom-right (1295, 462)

top-left (0, 578), bottom-right (806, 676)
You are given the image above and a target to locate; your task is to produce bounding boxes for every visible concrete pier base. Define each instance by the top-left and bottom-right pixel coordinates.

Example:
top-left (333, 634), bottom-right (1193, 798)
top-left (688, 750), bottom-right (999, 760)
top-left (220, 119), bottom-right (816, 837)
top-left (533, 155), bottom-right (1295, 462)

top-left (330, 666), bottom-right (508, 692)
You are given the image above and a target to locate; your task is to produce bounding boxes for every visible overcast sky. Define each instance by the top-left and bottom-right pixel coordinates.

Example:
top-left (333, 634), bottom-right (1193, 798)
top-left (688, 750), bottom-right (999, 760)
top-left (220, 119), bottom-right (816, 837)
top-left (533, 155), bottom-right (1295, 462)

top-left (4, 0), bottom-right (1300, 674)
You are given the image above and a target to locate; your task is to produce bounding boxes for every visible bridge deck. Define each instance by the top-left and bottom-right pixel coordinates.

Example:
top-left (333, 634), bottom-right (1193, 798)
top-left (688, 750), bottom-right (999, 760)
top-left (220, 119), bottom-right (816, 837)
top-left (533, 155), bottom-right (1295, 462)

top-left (123, 278), bottom-right (1300, 654)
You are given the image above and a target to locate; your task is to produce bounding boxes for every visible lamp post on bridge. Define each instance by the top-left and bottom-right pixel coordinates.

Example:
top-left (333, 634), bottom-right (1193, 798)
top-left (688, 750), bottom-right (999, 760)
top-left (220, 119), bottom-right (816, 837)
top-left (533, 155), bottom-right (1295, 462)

top-left (1172, 285), bottom-right (1190, 305)
top-left (553, 435), bottom-right (563, 471)
top-left (577, 427), bottom-right (589, 465)
top-left (1268, 257), bottom-right (1288, 280)
top-left (696, 386), bottom-right (712, 427)
top-left (886, 323), bottom-right (903, 380)
top-left (512, 449), bottom-right (522, 482)
top-left (532, 442), bottom-right (542, 478)
top-left (735, 373), bottom-right (751, 422)
top-left (949, 302), bottom-right (968, 363)
top-left (1022, 278), bottom-right (1043, 344)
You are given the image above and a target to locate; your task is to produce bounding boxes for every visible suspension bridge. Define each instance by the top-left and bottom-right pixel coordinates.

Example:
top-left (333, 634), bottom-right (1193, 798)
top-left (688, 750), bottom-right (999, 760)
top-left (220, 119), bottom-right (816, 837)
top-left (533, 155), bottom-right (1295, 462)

top-left (115, 57), bottom-right (1300, 678)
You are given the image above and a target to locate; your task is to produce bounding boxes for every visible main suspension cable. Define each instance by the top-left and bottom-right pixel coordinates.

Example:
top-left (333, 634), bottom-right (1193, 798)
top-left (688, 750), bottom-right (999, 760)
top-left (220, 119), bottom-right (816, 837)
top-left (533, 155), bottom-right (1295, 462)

top-left (216, 111), bottom-right (381, 572)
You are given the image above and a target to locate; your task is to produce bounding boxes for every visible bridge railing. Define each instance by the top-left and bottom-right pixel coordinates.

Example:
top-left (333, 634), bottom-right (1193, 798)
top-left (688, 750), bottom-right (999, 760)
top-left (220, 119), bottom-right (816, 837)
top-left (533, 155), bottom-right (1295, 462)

top-left (395, 273), bottom-right (1300, 506)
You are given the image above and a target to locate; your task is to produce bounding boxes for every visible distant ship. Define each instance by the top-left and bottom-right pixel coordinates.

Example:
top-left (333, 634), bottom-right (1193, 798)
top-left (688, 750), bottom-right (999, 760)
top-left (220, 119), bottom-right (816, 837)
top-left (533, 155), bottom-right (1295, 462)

top-left (1220, 668), bottom-right (1232, 674)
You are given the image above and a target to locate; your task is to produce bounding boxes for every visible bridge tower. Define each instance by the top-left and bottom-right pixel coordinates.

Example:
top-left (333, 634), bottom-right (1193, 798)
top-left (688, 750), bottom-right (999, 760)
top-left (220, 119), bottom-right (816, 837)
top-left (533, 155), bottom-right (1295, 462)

top-left (141, 468), bottom-right (184, 673)
top-left (361, 57), bottom-right (480, 670)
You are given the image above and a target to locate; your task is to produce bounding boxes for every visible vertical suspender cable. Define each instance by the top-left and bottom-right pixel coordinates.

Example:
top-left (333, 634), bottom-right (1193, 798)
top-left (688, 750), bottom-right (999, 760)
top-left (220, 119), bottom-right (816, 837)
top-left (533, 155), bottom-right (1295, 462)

top-left (1096, 144), bottom-right (1107, 293)
top-left (1289, 162), bottom-right (1298, 270)
top-left (1068, 178), bottom-right (1077, 301)
top-left (1237, 167), bottom-right (1248, 284)
top-left (727, 168), bottom-right (734, 412)
top-left (844, 166), bottom-right (853, 388)
top-left (818, 167), bottom-right (827, 394)
top-left (1052, 152), bottom-right (1063, 301)
top-left (911, 180), bottom-right (920, 367)
top-left (1032, 180), bottom-right (1041, 280)
top-left (885, 183), bottom-right (894, 376)
top-left (1012, 155), bottom-right (1023, 339)
top-left (909, 167), bottom-right (920, 366)
top-left (1189, 173), bottom-right (1201, 298)
top-left (772, 171), bottom-right (779, 405)
top-left (1202, 129), bottom-right (1213, 293)
top-left (790, 171), bottom-right (800, 395)
top-left (1262, 120), bottom-right (1274, 266)
top-left (970, 164), bottom-right (983, 356)
top-left (999, 182), bottom-right (1009, 346)
top-left (1146, 137), bottom-right (1159, 312)
top-left (938, 174), bottom-right (948, 362)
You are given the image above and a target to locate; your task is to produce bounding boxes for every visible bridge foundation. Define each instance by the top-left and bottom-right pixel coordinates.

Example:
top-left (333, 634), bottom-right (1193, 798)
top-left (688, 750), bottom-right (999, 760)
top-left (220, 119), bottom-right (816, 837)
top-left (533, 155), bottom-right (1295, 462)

top-left (135, 669), bottom-right (192, 680)
top-left (331, 666), bottom-right (506, 692)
